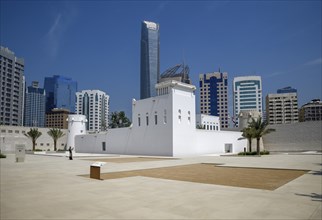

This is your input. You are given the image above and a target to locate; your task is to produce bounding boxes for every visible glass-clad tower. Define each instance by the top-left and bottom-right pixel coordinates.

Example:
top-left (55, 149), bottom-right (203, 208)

top-left (140, 21), bottom-right (160, 99)
top-left (233, 76), bottom-right (262, 126)
top-left (44, 75), bottom-right (78, 113)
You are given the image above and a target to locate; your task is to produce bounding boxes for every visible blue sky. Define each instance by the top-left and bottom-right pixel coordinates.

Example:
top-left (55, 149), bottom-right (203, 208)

top-left (1, 0), bottom-right (321, 119)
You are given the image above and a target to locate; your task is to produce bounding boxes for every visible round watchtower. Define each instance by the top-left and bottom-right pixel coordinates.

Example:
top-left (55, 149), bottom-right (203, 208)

top-left (66, 115), bottom-right (87, 152)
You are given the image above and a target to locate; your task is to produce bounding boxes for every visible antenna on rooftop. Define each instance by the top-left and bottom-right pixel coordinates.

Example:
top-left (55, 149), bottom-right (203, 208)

top-left (182, 48), bottom-right (186, 77)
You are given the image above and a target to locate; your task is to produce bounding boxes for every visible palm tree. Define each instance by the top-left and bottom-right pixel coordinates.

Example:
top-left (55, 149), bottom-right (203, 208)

top-left (241, 127), bottom-right (255, 152)
top-left (248, 117), bottom-right (275, 155)
top-left (109, 111), bottom-right (131, 128)
top-left (24, 128), bottom-right (42, 151)
top-left (47, 128), bottom-right (65, 151)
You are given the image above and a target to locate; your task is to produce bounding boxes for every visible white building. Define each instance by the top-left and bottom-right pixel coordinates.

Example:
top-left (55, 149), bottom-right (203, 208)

top-left (75, 81), bottom-right (246, 157)
top-left (196, 114), bottom-right (221, 131)
top-left (75, 90), bottom-right (109, 132)
top-left (233, 76), bottom-right (262, 127)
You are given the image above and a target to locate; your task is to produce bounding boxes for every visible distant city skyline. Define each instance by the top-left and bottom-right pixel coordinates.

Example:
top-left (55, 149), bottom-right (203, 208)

top-left (1, 1), bottom-right (321, 118)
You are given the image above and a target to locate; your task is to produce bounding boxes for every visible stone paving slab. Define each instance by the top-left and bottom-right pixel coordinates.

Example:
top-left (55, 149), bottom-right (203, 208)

top-left (1, 153), bottom-right (321, 219)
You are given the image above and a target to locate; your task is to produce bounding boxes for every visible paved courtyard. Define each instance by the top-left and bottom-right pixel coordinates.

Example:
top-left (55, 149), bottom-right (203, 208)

top-left (1, 153), bottom-right (321, 219)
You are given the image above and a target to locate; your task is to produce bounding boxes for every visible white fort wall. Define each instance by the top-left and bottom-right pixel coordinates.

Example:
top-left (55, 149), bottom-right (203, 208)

top-left (76, 93), bottom-right (174, 156)
top-left (75, 81), bottom-right (246, 156)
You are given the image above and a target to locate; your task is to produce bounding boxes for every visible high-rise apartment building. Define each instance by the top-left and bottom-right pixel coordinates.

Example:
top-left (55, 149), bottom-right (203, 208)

top-left (140, 21), bottom-right (160, 99)
top-left (233, 76), bottom-right (262, 127)
top-left (266, 87), bottom-right (298, 124)
top-left (24, 81), bottom-right (46, 127)
top-left (45, 108), bottom-right (70, 129)
top-left (0, 46), bottom-right (25, 126)
top-left (44, 75), bottom-right (77, 113)
top-left (75, 90), bottom-right (109, 131)
top-left (199, 72), bottom-right (228, 128)
top-left (299, 99), bottom-right (322, 122)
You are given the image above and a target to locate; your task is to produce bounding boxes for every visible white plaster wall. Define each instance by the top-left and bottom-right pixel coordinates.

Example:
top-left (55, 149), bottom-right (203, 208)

top-left (172, 130), bottom-right (246, 157)
top-left (76, 94), bottom-right (174, 156)
top-left (171, 86), bottom-right (197, 156)
top-left (0, 126), bottom-right (67, 152)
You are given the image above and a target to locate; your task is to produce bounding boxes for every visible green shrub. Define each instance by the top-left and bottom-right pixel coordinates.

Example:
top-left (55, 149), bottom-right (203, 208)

top-left (260, 150), bottom-right (270, 155)
top-left (238, 150), bottom-right (270, 156)
top-left (238, 151), bottom-right (256, 156)
top-left (0, 153), bottom-right (6, 158)
top-left (33, 149), bottom-right (42, 152)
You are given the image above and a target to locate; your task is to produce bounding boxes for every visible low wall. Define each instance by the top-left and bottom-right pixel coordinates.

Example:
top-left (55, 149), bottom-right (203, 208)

top-left (263, 121), bottom-right (322, 152)
top-left (0, 126), bottom-right (68, 152)
top-left (76, 126), bottom-right (173, 156)
top-left (76, 127), bottom-right (247, 157)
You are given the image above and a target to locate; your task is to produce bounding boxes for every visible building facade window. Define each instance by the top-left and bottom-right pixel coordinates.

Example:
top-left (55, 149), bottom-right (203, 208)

top-left (102, 142), bottom-right (106, 151)
top-left (163, 109), bottom-right (167, 124)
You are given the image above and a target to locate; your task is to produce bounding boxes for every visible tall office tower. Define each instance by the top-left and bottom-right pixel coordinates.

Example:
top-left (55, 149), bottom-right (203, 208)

top-left (140, 20), bottom-right (160, 99)
top-left (44, 75), bottom-right (77, 113)
top-left (24, 81), bottom-right (46, 127)
top-left (199, 72), bottom-right (229, 128)
top-left (299, 99), bottom-right (322, 122)
top-left (75, 90), bottom-right (109, 131)
top-left (233, 76), bottom-right (262, 127)
top-left (0, 46), bottom-right (25, 126)
top-left (266, 87), bottom-right (298, 124)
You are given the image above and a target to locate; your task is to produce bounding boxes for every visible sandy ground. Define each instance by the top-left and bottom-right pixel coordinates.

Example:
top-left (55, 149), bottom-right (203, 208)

top-left (82, 163), bottom-right (308, 190)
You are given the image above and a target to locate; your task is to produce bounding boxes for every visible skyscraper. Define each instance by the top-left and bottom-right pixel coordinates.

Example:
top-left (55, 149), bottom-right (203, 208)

top-left (0, 46), bottom-right (25, 126)
top-left (140, 21), bottom-right (160, 99)
top-left (266, 87), bottom-right (298, 124)
top-left (44, 75), bottom-right (77, 113)
top-left (24, 81), bottom-right (46, 127)
top-left (233, 76), bottom-right (262, 127)
top-left (199, 71), bottom-right (229, 128)
top-left (75, 90), bottom-right (109, 131)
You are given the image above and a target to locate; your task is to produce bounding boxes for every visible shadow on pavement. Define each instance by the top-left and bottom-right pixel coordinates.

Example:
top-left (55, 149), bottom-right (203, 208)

top-left (295, 193), bottom-right (322, 202)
